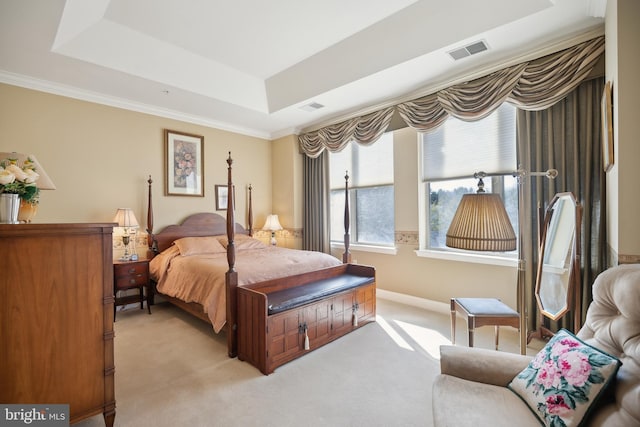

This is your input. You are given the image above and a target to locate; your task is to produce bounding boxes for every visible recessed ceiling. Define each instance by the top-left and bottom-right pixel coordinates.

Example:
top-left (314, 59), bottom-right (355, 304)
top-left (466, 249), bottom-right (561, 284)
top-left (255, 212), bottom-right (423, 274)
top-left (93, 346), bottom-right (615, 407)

top-left (0, 0), bottom-right (604, 139)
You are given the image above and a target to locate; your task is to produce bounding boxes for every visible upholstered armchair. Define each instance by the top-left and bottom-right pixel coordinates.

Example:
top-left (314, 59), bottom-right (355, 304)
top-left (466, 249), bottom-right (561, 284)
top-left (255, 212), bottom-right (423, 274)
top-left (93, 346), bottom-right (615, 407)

top-left (432, 264), bottom-right (640, 427)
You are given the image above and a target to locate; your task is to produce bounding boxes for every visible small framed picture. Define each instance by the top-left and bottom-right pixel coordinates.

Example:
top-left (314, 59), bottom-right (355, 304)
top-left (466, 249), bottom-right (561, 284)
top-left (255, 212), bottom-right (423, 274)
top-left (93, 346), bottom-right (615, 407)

top-left (601, 81), bottom-right (614, 172)
top-left (215, 184), bottom-right (235, 211)
top-left (215, 185), bottom-right (228, 211)
top-left (165, 129), bottom-right (204, 196)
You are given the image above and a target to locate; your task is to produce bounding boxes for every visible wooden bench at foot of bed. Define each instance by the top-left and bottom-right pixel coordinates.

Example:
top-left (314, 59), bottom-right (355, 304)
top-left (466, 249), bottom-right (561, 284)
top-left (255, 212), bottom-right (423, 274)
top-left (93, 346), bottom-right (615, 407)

top-left (237, 263), bottom-right (376, 375)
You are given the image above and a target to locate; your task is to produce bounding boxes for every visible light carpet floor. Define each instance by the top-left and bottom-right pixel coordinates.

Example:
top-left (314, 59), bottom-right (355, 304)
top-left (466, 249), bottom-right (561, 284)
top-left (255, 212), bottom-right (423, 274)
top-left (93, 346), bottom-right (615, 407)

top-left (77, 298), bottom-right (542, 427)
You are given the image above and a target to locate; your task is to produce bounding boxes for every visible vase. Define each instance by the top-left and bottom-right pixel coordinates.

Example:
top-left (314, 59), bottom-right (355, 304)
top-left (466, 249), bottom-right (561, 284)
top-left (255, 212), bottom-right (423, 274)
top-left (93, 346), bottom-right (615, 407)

top-left (0, 193), bottom-right (20, 224)
top-left (18, 200), bottom-right (38, 223)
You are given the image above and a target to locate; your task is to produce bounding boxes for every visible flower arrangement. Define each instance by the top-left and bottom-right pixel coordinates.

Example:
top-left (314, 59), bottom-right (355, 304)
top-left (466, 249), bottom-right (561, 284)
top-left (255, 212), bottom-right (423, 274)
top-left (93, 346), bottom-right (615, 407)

top-left (0, 156), bottom-right (40, 205)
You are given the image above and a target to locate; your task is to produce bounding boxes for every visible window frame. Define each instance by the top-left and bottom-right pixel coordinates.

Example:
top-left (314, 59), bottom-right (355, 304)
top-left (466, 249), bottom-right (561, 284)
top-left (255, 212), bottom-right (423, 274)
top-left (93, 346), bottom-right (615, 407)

top-left (330, 184), bottom-right (396, 249)
top-left (329, 133), bottom-right (396, 251)
top-left (417, 174), bottom-right (518, 266)
top-left (416, 105), bottom-right (519, 265)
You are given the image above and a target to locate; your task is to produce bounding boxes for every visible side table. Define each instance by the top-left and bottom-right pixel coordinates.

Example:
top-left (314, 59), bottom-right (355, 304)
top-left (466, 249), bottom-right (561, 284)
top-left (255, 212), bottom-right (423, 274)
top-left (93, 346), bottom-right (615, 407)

top-left (113, 258), bottom-right (152, 320)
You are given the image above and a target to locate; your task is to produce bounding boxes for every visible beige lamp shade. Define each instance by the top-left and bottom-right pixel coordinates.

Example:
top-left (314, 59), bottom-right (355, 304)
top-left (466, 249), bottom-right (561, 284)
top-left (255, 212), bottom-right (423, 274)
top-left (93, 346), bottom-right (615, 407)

top-left (262, 214), bottom-right (283, 246)
top-left (446, 192), bottom-right (516, 252)
top-left (262, 214), bottom-right (283, 231)
top-left (0, 152), bottom-right (56, 190)
top-left (113, 208), bottom-right (139, 229)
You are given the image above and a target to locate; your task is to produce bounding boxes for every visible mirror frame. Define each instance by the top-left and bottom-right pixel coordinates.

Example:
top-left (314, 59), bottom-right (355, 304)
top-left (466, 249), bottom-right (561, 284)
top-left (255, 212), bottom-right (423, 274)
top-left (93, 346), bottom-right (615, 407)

top-left (534, 192), bottom-right (582, 326)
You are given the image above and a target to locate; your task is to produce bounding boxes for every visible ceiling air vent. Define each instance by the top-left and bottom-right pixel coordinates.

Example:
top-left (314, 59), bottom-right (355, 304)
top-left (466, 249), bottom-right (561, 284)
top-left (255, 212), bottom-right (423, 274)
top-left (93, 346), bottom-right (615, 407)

top-left (300, 102), bottom-right (325, 112)
top-left (448, 40), bottom-right (489, 61)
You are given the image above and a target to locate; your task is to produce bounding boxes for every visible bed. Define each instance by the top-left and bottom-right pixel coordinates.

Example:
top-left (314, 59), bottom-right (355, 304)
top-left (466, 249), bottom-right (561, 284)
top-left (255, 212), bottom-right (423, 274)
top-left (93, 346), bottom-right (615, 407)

top-left (146, 153), bottom-right (375, 368)
top-left (150, 228), bottom-right (344, 333)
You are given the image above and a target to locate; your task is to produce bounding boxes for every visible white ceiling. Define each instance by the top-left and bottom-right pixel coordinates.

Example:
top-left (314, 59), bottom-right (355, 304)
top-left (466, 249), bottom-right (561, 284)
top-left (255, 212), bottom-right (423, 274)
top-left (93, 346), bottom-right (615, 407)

top-left (0, 0), bottom-right (604, 140)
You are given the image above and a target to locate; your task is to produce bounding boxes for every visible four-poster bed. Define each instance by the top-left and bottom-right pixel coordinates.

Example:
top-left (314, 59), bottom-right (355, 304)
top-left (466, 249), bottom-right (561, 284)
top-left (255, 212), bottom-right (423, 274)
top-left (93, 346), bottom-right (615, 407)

top-left (146, 153), bottom-right (376, 374)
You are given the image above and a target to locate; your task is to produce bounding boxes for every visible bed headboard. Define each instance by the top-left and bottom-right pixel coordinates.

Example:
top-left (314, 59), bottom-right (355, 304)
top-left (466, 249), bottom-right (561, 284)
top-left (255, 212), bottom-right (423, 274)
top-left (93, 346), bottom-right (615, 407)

top-left (150, 213), bottom-right (248, 254)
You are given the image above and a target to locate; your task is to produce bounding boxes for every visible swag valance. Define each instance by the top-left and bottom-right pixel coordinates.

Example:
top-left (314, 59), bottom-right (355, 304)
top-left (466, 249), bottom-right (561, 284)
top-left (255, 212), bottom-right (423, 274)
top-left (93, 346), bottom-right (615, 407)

top-left (298, 36), bottom-right (604, 158)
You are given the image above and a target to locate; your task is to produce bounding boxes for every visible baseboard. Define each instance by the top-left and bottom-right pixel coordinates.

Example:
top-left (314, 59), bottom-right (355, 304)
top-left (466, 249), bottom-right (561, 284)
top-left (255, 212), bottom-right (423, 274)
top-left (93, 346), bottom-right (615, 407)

top-left (376, 289), bottom-right (450, 316)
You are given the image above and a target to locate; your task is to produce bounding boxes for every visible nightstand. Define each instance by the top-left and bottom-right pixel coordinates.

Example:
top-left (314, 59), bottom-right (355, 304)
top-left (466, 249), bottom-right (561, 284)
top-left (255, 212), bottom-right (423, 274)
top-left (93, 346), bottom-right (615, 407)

top-left (113, 258), bottom-right (152, 320)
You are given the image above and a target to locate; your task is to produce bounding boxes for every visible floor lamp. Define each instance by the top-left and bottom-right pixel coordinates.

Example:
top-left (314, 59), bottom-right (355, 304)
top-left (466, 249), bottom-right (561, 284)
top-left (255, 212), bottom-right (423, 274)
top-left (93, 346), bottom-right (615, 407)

top-left (447, 169), bottom-right (557, 354)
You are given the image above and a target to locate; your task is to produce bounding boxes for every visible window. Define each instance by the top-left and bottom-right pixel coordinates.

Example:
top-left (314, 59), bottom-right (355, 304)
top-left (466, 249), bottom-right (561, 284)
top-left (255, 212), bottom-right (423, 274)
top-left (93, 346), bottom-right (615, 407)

top-left (329, 133), bottom-right (394, 246)
top-left (428, 176), bottom-right (519, 250)
top-left (420, 103), bottom-right (518, 256)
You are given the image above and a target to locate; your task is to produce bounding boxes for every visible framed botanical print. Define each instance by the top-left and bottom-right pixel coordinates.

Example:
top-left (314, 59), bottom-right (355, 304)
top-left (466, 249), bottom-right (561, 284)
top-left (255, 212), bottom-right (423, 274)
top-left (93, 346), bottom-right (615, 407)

top-left (164, 129), bottom-right (204, 196)
top-left (601, 81), bottom-right (614, 173)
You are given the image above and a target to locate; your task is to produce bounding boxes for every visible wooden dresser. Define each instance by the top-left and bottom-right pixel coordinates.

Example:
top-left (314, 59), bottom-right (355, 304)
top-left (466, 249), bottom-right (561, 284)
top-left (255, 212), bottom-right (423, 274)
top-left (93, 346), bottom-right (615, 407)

top-left (0, 223), bottom-right (116, 426)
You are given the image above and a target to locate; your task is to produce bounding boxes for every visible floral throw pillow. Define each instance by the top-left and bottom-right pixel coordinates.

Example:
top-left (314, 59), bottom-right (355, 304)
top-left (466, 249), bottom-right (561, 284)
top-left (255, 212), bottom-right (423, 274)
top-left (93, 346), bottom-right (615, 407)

top-left (508, 329), bottom-right (621, 427)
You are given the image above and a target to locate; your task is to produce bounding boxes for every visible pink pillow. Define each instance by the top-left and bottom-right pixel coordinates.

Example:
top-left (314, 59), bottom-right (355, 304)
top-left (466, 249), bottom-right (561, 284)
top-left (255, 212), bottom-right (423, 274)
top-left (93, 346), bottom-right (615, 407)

top-left (173, 236), bottom-right (226, 256)
top-left (216, 234), bottom-right (265, 249)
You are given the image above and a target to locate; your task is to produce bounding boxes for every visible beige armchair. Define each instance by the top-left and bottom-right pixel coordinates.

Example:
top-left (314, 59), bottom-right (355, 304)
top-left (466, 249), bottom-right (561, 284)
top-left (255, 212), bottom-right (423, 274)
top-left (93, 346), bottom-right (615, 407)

top-left (432, 264), bottom-right (640, 427)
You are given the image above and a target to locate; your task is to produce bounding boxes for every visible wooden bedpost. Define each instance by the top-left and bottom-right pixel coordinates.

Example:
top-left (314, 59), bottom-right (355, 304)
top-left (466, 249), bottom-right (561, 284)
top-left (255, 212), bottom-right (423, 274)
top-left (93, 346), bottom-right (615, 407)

top-left (343, 171), bottom-right (351, 263)
top-left (146, 175), bottom-right (156, 256)
top-left (247, 184), bottom-right (253, 236)
top-left (225, 152), bottom-right (239, 358)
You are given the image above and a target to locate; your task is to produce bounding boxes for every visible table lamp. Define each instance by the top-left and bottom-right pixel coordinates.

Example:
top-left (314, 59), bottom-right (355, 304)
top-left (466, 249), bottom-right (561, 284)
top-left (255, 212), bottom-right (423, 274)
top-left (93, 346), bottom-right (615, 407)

top-left (262, 214), bottom-right (283, 246)
top-left (113, 208), bottom-right (139, 260)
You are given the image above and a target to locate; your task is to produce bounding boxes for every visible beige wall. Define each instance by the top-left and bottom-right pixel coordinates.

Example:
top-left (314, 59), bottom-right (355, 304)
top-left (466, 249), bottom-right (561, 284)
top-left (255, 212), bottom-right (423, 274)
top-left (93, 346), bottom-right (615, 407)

top-left (0, 84), bottom-right (272, 257)
top-left (270, 135), bottom-right (304, 249)
top-left (604, 0), bottom-right (640, 264)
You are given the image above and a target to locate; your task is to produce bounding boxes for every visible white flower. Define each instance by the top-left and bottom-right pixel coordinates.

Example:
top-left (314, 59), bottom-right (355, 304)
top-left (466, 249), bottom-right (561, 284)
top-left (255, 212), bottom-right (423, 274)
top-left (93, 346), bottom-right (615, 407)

top-left (23, 169), bottom-right (40, 184)
top-left (6, 163), bottom-right (28, 181)
top-left (0, 168), bottom-right (16, 185)
top-left (0, 157), bottom-right (41, 203)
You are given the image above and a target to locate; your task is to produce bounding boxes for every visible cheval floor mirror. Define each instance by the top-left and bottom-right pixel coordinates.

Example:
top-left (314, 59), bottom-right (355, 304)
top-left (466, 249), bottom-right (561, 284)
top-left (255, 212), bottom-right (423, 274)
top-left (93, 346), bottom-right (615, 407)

top-left (528, 192), bottom-right (582, 342)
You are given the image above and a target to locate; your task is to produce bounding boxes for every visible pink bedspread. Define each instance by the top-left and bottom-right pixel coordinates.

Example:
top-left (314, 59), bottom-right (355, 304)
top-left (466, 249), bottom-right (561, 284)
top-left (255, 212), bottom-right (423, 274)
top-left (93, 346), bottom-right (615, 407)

top-left (150, 243), bottom-right (342, 332)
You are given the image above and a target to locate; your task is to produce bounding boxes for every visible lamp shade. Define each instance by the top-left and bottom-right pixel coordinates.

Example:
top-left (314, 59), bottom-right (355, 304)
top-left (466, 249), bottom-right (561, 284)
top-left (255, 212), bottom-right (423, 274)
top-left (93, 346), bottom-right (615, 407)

top-left (446, 193), bottom-right (516, 252)
top-left (113, 208), bottom-right (139, 228)
top-left (262, 214), bottom-right (283, 231)
top-left (0, 152), bottom-right (56, 189)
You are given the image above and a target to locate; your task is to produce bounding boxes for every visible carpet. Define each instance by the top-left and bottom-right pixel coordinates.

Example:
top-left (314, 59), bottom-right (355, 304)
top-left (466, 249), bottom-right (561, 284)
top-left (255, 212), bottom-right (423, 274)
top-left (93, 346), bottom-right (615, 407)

top-left (77, 298), bottom-right (526, 427)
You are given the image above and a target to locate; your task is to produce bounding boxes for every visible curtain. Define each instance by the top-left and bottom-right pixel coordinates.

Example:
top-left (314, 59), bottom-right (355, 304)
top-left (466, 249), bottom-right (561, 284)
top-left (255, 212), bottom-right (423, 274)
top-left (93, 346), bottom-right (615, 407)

top-left (517, 78), bottom-right (607, 334)
top-left (299, 36), bottom-right (604, 156)
top-left (299, 107), bottom-right (395, 158)
top-left (298, 35), bottom-right (605, 288)
top-left (302, 151), bottom-right (330, 252)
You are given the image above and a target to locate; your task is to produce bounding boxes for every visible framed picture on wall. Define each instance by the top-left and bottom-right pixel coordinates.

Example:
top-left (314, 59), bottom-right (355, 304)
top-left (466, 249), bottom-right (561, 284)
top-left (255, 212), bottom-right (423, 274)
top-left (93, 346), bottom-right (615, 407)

top-left (164, 129), bottom-right (204, 196)
top-left (215, 184), bottom-right (235, 211)
top-left (215, 185), bottom-right (228, 210)
top-left (601, 81), bottom-right (614, 173)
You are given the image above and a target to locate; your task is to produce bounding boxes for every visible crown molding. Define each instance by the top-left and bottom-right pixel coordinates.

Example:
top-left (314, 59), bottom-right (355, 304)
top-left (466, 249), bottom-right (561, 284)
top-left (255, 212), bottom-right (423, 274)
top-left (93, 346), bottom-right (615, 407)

top-left (0, 70), bottom-right (273, 140)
